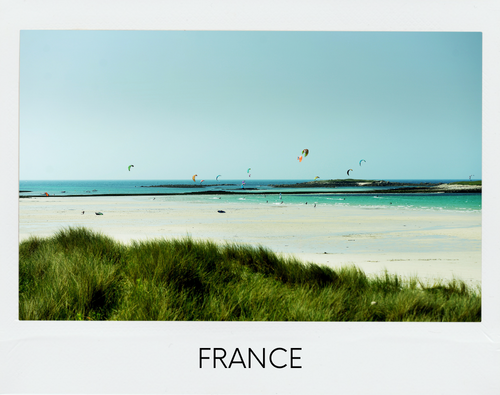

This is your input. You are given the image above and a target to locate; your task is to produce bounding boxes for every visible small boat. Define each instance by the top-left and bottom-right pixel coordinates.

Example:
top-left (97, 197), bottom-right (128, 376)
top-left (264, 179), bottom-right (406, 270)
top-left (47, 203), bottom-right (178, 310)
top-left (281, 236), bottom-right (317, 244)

top-left (95, 212), bottom-right (103, 215)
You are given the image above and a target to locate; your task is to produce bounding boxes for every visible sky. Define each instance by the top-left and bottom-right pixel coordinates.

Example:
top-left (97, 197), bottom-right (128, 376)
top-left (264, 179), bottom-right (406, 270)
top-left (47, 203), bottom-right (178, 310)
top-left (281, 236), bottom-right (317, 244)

top-left (19, 31), bottom-right (482, 180)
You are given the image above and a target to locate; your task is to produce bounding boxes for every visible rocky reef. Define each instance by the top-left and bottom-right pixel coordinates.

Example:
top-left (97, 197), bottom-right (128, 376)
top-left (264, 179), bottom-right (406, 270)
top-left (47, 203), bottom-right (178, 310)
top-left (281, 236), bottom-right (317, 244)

top-left (142, 184), bottom-right (237, 188)
top-left (268, 179), bottom-right (440, 188)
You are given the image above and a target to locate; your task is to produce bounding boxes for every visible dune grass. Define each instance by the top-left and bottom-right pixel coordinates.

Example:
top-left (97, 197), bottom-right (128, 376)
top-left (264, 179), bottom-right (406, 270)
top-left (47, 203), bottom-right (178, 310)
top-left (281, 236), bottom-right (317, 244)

top-left (19, 227), bottom-right (481, 321)
top-left (449, 181), bottom-right (482, 186)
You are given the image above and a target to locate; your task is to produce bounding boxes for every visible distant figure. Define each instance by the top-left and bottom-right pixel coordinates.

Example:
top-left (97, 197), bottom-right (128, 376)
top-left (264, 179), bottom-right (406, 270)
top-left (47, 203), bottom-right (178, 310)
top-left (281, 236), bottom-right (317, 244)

top-left (305, 202), bottom-right (308, 205)
top-left (314, 204), bottom-right (316, 208)
top-left (81, 211), bottom-right (84, 215)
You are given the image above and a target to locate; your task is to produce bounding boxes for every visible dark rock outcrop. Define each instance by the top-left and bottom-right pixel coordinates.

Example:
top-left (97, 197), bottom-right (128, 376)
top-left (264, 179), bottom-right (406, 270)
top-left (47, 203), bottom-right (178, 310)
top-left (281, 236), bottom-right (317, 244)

top-left (268, 180), bottom-right (440, 188)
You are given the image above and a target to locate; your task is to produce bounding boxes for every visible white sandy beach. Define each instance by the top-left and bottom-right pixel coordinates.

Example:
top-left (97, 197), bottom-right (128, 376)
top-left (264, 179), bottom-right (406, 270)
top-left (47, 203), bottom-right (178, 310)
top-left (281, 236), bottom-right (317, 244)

top-left (19, 195), bottom-right (482, 285)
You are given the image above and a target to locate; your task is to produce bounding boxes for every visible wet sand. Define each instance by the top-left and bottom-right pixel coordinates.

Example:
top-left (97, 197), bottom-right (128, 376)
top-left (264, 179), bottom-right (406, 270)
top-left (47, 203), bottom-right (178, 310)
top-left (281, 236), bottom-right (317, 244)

top-left (19, 195), bottom-right (482, 285)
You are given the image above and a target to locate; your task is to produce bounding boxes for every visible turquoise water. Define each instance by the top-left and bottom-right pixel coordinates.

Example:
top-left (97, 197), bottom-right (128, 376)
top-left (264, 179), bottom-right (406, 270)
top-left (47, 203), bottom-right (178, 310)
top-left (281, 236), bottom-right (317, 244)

top-left (19, 179), bottom-right (481, 212)
top-left (19, 178), bottom-right (391, 195)
top-left (168, 192), bottom-right (481, 212)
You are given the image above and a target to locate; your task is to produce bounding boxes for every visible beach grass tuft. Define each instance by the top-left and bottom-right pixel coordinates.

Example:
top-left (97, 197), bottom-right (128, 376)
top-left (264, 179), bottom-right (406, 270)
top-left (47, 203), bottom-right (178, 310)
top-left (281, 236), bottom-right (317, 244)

top-left (19, 227), bottom-right (481, 321)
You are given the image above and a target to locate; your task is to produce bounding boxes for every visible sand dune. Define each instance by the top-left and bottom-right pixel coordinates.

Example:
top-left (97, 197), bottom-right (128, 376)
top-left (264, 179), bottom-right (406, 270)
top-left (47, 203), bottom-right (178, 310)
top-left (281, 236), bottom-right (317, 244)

top-left (19, 195), bottom-right (482, 285)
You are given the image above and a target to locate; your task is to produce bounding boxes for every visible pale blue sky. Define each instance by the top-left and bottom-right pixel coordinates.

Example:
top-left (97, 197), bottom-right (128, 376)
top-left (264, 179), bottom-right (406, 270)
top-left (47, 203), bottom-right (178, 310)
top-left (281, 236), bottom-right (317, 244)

top-left (20, 31), bottom-right (482, 180)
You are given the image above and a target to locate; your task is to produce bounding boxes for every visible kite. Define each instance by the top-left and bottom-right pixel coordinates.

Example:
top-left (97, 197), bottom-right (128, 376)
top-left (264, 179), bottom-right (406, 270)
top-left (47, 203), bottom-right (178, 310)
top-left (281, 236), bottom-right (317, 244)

top-left (200, 180), bottom-right (205, 184)
top-left (359, 160), bottom-right (366, 166)
top-left (216, 175), bottom-right (222, 181)
top-left (128, 165), bottom-right (134, 171)
top-left (314, 176), bottom-right (320, 180)
top-left (302, 149), bottom-right (309, 157)
top-left (347, 169), bottom-right (353, 176)
top-left (192, 174), bottom-right (198, 182)
top-left (297, 156), bottom-right (303, 162)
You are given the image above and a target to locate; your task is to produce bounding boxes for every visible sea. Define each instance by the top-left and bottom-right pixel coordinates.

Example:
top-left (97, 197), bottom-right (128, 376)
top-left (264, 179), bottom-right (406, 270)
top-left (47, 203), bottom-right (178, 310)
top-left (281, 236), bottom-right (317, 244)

top-left (19, 179), bottom-right (481, 212)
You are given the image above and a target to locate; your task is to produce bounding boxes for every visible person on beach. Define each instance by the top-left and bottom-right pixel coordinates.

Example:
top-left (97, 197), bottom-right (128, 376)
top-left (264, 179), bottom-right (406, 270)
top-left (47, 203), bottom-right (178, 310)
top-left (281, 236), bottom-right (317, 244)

top-left (81, 211), bottom-right (84, 215)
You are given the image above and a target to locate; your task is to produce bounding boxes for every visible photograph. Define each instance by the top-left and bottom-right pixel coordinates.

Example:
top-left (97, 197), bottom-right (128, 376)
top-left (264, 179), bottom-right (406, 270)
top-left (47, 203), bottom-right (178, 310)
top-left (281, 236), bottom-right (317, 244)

top-left (19, 30), bottom-right (482, 322)
top-left (2, 1), bottom-right (499, 394)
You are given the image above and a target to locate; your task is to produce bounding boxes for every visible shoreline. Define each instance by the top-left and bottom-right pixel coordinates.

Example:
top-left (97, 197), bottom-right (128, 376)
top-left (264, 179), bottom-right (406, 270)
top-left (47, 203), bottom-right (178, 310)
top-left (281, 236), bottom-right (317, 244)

top-left (19, 187), bottom-right (482, 198)
top-left (19, 180), bottom-right (482, 198)
top-left (19, 195), bottom-right (482, 285)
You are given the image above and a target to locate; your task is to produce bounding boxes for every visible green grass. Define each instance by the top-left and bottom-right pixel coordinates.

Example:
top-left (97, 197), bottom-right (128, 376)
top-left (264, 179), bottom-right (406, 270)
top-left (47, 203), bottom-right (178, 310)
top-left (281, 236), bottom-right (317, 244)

top-left (19, 227), bottom-right (481, 321)
top-left (449, 181), bottom-right (482, 186)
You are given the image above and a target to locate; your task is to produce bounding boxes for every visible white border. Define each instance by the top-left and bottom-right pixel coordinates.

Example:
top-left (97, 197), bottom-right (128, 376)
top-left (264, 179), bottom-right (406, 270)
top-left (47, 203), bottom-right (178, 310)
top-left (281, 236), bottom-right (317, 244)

top-left (1, 1), bottom-right (499, 393)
